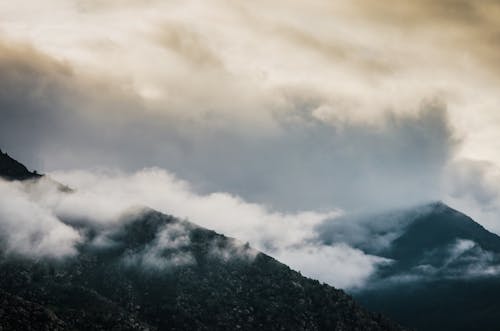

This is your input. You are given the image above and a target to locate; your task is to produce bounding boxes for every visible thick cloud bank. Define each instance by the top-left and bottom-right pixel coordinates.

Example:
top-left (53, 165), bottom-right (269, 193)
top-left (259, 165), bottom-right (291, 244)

top-left (0, 40), bottom-right (456, 213)
top-left (0, 170), bottom-right (388, 289)
top-left (2, 166), bottom-right (500, 288)
top-left (51, 168), bottom-right (390, 288)
top-left (0, 18), bottom-right (497, 232)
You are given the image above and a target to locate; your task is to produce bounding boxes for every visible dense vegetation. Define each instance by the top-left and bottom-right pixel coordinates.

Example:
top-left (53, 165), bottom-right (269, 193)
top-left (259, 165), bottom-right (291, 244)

top-left (0, 211), bottom-right (405, 331)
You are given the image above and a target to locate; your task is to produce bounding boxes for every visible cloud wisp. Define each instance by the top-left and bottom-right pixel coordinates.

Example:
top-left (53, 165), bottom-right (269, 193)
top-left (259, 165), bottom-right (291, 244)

top-left (122, 222), bottom-right (196, 271)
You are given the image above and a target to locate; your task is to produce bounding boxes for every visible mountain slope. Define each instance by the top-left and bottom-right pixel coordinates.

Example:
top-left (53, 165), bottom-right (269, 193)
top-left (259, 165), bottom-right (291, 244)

top-left (383, 202), bottom-right (500, 264)
top-left (350, 202), bottom-right (500, 331)
top-left (0, 151), bottom-right (406, 331)
top-left (0, 210), bottom-right (405, 331)
top-left (0, 289), bottom-right (67, 331)
top-left (0, 149), bottom-right (41, 180)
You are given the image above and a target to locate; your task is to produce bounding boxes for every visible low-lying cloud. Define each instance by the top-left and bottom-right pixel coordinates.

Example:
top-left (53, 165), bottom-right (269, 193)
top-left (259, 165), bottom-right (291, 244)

top-left (378, 239), bottom-right (500, 285)
top-left (2, 164), bottom-right (500, 289)
top-left (0, 179), bottom-right (81, 258)
top-left (0, 168), bottom-right (389, 289)
top-left (123, 222), bottom-right (196, 271)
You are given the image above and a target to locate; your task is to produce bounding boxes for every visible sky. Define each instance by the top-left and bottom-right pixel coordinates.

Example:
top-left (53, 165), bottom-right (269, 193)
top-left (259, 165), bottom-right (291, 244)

top-left (1, 0), bottom-right (500, 287)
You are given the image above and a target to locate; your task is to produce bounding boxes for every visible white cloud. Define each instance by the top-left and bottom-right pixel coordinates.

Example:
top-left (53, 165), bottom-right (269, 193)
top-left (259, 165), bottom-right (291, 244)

top-left (123, 222), bottom-right (195, 271)
top-left (444, 239), bottom-right (500, 279)
top-left (275, 243), bottom-right (391, 289)
top-left (0, 179), bottom-right (81, 258)
top-left (0, 167), bottom-right (388, 288)
top-left (47, 168), bottom-right (340, 252)
top-left (4, 161), bottom-right (500, 288)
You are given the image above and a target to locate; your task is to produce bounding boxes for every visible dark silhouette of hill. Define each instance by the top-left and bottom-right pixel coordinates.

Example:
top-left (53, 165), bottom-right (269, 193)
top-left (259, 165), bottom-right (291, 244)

top-left (0, 149), bottom-right (42, 180)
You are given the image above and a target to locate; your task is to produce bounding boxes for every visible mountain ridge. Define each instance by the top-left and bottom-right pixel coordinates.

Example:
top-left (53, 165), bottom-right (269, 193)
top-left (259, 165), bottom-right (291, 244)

top-left (351, 201), bottom-right (500, 331)
top-left (0, 150), bottom-right (407, 331)
top-left (0, 208), bottom-right (406, 331)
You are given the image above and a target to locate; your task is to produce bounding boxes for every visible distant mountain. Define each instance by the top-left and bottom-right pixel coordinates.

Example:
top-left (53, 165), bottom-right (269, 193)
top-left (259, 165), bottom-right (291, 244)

top-left (0, 151), bottom-right (406, 331)
top-left (379, 202), bottom-right (500, 275)
top-left (347, 202), bottom-right (500, 331)
top-left (0, 149), bottom-right (41, 180)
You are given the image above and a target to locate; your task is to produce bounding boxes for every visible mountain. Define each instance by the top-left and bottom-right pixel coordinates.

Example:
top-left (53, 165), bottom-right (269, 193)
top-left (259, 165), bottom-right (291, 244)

top-left (370, 202), bottom-right (500, 277)
top-left (0, 149), bottom-right (42, 180)
top-left (0, 210), bottom-right (406, 331)
top-left (0, 152), bottom-right (406, 331)
top-left (348, 202), bottom-right (500, 331)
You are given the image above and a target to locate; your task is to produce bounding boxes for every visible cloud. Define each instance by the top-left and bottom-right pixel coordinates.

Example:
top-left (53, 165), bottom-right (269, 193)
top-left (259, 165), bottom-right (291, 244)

top-left (446, 159), bottom-right (500, 207)
top-left (443, 159), bottom-right (500, 234)
top-left (2, 0), bottom-right (500, 288)
top-left (0, 167), bottom-right (389, 288)
top-left (0, 179), bottom-right (81, 258)
top-left (207, 237), bottom-right (258, 263)
top-left (380, 239), bottom-right (500, 284)
top-left (317, 205), bottom-right (434, 254)
top-left (0, 39), bottom-right (458, 214)
top-left (47, 168), bottom-right (337, 253)
top-left (3, 159), bottom-right (500, 288)
top-left (275, 243), bottom-right (391, 289)
top-left (157, 22), bottom-right (224, 69)
top-left (4, 0), bottom-right (492, 218)
top-left (1, 0), bottom-right (499, 140)
top-left (123, 222), bottom-right (196, 271)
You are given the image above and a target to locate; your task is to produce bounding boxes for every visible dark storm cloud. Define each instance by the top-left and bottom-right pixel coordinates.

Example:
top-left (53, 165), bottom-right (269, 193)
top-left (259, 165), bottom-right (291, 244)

top-left (0, 40), bottom-right (457, 212)
top-left (0, 41), bottom-right (184, 171)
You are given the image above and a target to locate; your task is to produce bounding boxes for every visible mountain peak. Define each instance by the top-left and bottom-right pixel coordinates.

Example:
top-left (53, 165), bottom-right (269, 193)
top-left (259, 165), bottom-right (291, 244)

top-left (357, 204), bottom-right (500, 331)
top-left (382, 200), bottom-right (500, 269)
top-left (0, 149), bottom-right (41, 181)
top-left (428, 200), bottom-right (466, 214)
top-left (0, 150), bottom-right (407, 330)
top-left (428, 200), bottom-right (449, 209)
